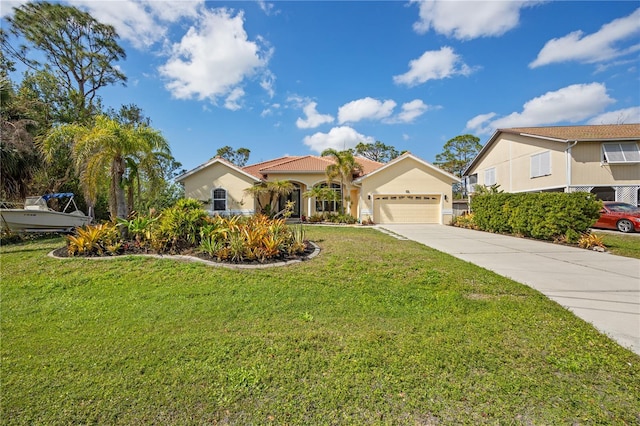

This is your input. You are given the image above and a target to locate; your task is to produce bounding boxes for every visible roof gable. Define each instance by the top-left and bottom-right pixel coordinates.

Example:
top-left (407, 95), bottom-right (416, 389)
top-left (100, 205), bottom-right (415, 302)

top-left (178, 153), bottom-right (421, 184)
top-left (176, 157), bottom-right (261, 183)
top-left (242, 155), bottom-right (384, 178)
top-left (464, 123), bottom-right (640, 176)
top-left (353, 152), bottom-right (460, 184)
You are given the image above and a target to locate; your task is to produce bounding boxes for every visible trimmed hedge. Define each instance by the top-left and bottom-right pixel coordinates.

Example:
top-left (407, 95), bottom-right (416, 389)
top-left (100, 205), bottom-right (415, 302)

top-left (470, 192), bottom-right (602, 242)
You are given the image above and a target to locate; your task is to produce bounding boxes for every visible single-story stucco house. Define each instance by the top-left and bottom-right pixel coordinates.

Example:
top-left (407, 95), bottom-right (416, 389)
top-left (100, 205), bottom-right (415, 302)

top-left (463, 124), bottom-right (640, 205)
top-left (176, 152), bottom-right (460, 224)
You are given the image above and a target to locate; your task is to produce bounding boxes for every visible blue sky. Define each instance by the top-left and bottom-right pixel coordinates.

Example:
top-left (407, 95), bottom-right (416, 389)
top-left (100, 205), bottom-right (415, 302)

top-left (3, 1), bottom-right (639, 171)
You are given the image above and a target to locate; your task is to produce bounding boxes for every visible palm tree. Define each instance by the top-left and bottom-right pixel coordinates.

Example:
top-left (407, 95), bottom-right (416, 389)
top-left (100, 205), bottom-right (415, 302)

top-left (40, 115), bottom-right (170, 219)
top-left (244, 180), bottom-right (294, 217)
top-left (320, 148), bottom-right (363, 215)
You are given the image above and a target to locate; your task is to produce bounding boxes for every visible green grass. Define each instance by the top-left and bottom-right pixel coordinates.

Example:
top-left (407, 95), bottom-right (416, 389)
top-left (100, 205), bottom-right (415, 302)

top-left (1, 227), bottom-right (639, 424)
top-left (593, 231), bottom-right (640, 259)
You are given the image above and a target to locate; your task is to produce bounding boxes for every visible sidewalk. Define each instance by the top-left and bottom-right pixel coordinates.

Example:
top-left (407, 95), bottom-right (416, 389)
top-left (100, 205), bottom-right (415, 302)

top-left (378, 224), bottom-right (640, 355)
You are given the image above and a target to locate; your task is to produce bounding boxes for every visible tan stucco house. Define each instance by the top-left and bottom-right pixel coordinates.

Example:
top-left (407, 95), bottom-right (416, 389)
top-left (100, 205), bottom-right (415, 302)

top-left (463, 124), bottom-right (640, 205)
top-left (176, 152), bottom-right (460, 224)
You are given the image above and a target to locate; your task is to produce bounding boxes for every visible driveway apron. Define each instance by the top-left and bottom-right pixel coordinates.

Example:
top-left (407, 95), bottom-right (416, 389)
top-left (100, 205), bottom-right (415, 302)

top-left (378, 224), bottom-right (640, 355)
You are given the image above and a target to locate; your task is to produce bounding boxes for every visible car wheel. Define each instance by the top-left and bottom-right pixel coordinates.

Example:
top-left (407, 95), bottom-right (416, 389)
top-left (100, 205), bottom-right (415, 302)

top-left (616, 219), bottom-right (634, 233)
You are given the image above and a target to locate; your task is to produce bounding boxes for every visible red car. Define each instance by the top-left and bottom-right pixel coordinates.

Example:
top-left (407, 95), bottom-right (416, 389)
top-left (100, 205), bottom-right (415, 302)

top-left (593, 202), bottom-right (640, 233)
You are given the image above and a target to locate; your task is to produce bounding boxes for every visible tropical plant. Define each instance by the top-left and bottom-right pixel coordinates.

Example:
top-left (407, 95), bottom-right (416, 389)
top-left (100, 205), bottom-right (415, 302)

top-left (289, 224), bottom-right (307, 255)
top-left (578, 233), bottom-right (606, 250)
top-left (151, 198), bottom-right (208, 253)
top-left (245, 180), bottom-right (294, 217)
top-left (40, 115), bottom-right (172, 219)
top-left (67, 222), bottom-right (120, 256)
top-left (321, 149), bottom-right (362, 215)
top-left (302, 185), bottom-right (339, 205)
top-left (117, 213), bottom-right (159, 247)
top-left (453, 213), bottom-right (476, 229)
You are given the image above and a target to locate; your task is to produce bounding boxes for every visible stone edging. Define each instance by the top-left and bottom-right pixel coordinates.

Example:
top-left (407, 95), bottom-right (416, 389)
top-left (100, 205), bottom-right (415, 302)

top-left (48, 242), bottom-right (321, 270)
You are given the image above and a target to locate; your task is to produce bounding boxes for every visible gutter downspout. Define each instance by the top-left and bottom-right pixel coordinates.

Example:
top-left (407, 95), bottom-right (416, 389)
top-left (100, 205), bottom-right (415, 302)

top-left (565, 141), bottom-right (578, 192)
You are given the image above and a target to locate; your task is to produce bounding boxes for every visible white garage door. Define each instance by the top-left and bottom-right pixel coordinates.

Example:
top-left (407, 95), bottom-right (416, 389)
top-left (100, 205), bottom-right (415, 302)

top-left (373, 194), bottom-right (441, 224)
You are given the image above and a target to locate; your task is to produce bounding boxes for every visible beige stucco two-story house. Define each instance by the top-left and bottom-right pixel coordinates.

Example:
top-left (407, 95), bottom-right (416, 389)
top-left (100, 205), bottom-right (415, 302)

top-left (176, 152), bottom-right (460, 224)
top-left (463, 124), bottom-right (640, 205)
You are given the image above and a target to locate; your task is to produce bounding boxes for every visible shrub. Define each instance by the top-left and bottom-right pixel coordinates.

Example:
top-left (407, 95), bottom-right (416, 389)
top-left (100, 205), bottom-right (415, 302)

top-left (117, 213), bottom-right (159, 248)
top-left (470, 192), bottom-right (601, 241)
top-left (578, 233), bottom-right (606, 250)
top-left (151, 198), bottom-right (209, 253)
top-left (306, 212), bottom-right (357, 224)
top-left (453, 213), bottom-right (476, 229)
top-left (197, 214), bottom-right (307, 263)
top-left (67, 223), bottom-right (120, 256)
top-left (64, 202), bottom-right (312, 263)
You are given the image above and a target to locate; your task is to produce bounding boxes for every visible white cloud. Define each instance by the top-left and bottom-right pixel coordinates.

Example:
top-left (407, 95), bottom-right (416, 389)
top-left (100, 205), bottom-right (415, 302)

top-left (466, 113), bottom-right (497, 133)
top-left (158, 8), bottom-right (270, 104)
top-left (70, 0), bottom-right (203, 49)
top-left (296, 102), bottom-right (334, 129)
top-left (303, 126), bottom-right (375, 153)
top-left (530, 8), bottom-right (640, 68)
top-left (402, 134), bottom-right (410, 141)
top-left (261, 103), bottom-right (281, 117)
top-left (260, 70), bottom-right (276, 98)
top-left (411, 0), bottom-right (537, 40)
top-left (393, 46), bottom-right (473, 86)
top-left (224, 87), bottom-right (245, 111)
top-left (257, 0), bottom-right (278, 16)
top-left (338, 97), bottom-right (396, 124)
top-left (393, 99), bottom-right (432, 123)
top-left (587, 107), bottom-right (640, 125)
top-left (466, 83), bottom-right (615, 134)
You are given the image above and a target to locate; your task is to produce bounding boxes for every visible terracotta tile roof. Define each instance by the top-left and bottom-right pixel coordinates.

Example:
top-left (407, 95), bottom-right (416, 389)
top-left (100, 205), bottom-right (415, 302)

top-left (258, 155), bottom-right (334, 173)
top-left (242, 156), bottom-right (303, 179)
top-left (501, 123), bottom-right (640, 141)
top-left (241, 155), bottom-right (384, 179)
top-left (355, 156), bottom-right (386, 176)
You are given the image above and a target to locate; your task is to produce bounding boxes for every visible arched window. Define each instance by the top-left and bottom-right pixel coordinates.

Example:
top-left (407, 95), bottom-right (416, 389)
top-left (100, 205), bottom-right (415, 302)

top-left (315, 183), bottom-right (341, 213)
top-left (590, 186), bottom-right (615, 202)
top-left (212, 188), bottom-right (227, 211)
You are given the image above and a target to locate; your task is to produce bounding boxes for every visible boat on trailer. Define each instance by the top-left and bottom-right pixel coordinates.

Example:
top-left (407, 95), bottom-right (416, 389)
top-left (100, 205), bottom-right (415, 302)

top-left (0, 193), bottom-right (91, 233)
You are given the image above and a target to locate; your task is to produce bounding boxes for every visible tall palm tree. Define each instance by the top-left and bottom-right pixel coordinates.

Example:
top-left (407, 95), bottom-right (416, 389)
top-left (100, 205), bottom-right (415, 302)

top-left (40, 115), bottom-right (170, 219)
top-left (321, 148), bottom-right (362, 215)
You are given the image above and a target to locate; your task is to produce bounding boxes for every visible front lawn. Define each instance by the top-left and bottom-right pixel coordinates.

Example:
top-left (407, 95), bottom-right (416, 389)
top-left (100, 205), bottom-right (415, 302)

top-left (1, 227), bottom-right (638, 424)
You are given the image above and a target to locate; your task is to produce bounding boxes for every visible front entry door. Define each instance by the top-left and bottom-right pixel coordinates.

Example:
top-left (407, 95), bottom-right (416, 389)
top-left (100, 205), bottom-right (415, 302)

top-left (280, 185), bottom-right (301, 218)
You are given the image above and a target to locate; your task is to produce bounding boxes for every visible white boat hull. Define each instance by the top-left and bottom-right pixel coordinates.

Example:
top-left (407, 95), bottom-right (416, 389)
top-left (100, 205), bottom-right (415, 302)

top-left (0, 209), bottom-right (91, 233)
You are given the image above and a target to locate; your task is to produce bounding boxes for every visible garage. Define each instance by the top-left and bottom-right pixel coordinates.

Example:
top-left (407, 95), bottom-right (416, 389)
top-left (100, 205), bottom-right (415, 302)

top-left (373, 194), bottom-right (441, 224)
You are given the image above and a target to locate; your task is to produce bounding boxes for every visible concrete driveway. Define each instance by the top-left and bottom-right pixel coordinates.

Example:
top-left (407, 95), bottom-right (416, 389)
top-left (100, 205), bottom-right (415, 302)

top-left (378, 224), bottom-right (640, 355)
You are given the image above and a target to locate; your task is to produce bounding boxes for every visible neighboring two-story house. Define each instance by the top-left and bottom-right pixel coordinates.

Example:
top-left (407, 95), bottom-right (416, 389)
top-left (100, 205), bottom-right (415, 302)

top-left (463, 124), bottom-right (640, 205)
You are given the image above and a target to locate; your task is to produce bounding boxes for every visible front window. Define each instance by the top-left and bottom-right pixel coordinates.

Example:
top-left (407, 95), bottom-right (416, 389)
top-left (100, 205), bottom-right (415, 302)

top-left (602, 142), bottom-right (640, 164)
top-left (212, 188), bottom-right (227, 211)
top-left (315, 183), bottom-right (342, 213)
